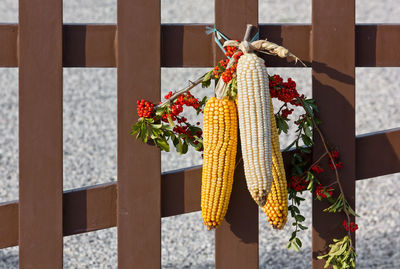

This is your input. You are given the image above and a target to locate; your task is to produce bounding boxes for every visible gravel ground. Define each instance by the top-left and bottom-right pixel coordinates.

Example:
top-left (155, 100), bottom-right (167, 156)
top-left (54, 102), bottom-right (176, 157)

top-left (1, 1), bottom-right (400, 268)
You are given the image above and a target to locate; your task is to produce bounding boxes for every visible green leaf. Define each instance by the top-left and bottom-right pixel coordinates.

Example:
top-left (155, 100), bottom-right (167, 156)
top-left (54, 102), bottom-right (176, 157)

top-left (304, 125), bottom-right (312, 137)
top-left (150, 128), bottom-right (160, 139)
top-left (155, 138), bottom-right (170, 152)
top-left (175, 137), bottom-right (183, 153)
top-left (228, 78), bottom-right (238, 99)
top-left (295, 215), bottom-right (305, 222)
top-left (306, 98), bottom-right (319, 112)
top-left (292, 206), bottom-right (300, 214)
top-left (292, 242), bottom-right (300, 252)
top-left (299, 147), bottom-right (311, 154)
top-left (145, 118), bottom-right (154, 124)
top-left (155, 106), bottom-right (167, 116)
top-left (151, 123), bottom-right (162, 129)
top-left (194, 141), bottom-right (203, 151)
top-left (131, 123), bottom-right (141, 135)
top-left (307, 179), bottom-right (314, 191)
top-left (295, 238), bottom-right (302, 248)
top-left (202, 70), bottom-right (213, 88)
top-left (276, 114), bottom-right (289, 134)
top-left (301, 99), bottom-right (314, 117)
top-left (344, 200), bottom-right (359, 217)
top-left (188, 125), bottom-right (202, 136)
top-left (298, 224), bottom-right (308, 230)
top-left (167, 115), bottom-right (176, 127)
top-left (197, 96), bottom-right (208, 114)
top-left (140, 123), bottom-right (148, 143)
top-left (301, 134), bottom-right (313, 146)
top-left (181, 141), bottom-right (189, 154)
top-left (295, 165), bottom-right (303, 175)
top-left (283, 139), bottom-right (297, 152)
top-left (289, 231), bottom-right (296, 241)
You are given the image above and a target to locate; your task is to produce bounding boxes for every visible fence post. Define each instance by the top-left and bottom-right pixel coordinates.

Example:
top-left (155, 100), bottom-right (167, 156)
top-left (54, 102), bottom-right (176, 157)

top-left (214, 1), bottom-right (259, 268)
top-left (117, 0), bottom-right (161, 268)
top-left (18, 0), bottom-right (63, 267)
top-left (312, 0), bottom-right (356, 268)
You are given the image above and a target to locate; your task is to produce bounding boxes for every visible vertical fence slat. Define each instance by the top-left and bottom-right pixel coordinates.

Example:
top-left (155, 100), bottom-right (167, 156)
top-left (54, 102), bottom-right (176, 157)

top-left (117, 1), bottom-right (161, 268)
top-left (312, 0), bottom-right (356, 268)
top-left (18, 0), bottom-right (63, 267)
top-left (214, 1), bottom-right (259, 268)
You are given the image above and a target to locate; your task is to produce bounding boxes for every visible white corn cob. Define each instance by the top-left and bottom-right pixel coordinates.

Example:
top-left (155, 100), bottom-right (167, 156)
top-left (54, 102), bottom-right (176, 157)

top-left (236, 52), bottom-right (272, 207)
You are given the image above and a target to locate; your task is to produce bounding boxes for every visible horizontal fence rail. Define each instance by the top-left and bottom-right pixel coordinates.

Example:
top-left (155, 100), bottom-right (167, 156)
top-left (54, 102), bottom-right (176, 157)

top-left (0, 128), bottom-right (398, 249)
top-left (1, 24), bottom-right (400, 68)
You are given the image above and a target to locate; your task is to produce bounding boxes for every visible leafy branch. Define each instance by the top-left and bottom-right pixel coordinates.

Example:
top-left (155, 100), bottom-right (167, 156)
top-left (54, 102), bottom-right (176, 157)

top-left (317, 236), bottom-right (356, 269)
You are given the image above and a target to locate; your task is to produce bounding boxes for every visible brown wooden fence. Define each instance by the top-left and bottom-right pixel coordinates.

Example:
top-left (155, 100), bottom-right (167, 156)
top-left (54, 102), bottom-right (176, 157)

top-left (0, 0), bottom-right (399, 268)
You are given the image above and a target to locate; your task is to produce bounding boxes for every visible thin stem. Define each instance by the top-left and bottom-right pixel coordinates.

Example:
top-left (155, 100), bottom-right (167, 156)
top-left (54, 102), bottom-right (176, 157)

top-left (299, 151), bottom-right (328, 179)
top-left (311, 117), bottom-right (353, 247)
top-left (296, 95), bottom-right (354, 246)
top-left (277, 103), bottom-right (287, 114)
top-left (283, 127), bottom-right (303, 152)
top-left (156, 76), bottom-right (204, 108)
top-left (324, 181), bottom-right (338, 189)
top-left (290, 195), bottom-right (300, 235)
top-left (243, 24), bottom-right (254, 42)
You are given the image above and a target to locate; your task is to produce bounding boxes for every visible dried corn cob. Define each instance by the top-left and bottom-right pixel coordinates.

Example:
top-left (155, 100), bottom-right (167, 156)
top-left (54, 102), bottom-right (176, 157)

top-left (236, 52), bottom-right (272, 206)
top-left (262, 99), bottom-right (288, 229)
top-left (201, 97), bottom-right (238, 229)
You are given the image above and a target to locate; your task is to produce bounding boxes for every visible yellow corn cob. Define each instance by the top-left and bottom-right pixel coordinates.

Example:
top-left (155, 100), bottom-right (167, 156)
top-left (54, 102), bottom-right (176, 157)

top-left (236, 52), bottom-right (272, 206)
top-left (262, 99), bottom-right (288, 229)
top-left (201, 97), bottom-right (238, 229)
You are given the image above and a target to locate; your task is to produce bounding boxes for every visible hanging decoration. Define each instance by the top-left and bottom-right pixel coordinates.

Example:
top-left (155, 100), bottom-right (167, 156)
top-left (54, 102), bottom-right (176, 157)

top-left (131, 25), bottom-right (357, 268)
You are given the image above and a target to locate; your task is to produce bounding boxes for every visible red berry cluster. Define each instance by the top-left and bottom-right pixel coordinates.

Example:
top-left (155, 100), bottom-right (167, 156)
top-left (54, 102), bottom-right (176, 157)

top-left (343, 220), bottom-right (358, 232)
top-left (213, 59), bottom-right (229, 79)
top-left (269, 75), bottom-right (303, 105)
top-left (315, 184), bottom-right (334, 198)
top-left (221, 51), bottom-right (244, 84)
top-left (159, 91), bottom-right (204, 150)
top-left (161, 91), bottom-right (200, 122)
top-left (328, 150), bottom-right (343, 170)
top-left (173, 125), bottom-right (202, 141)
top-left (136, 99), bottom-right (154, 118)
top-left (212, 46), bottom-right (244, 83)
top-left (281, 108), bottom-right (294, 118)
top-left (173, 125), bottom-right (188, 134)
top-left (224, 45), bottom-right (238, 58)
top-left (311, 165), bottom-right (324, 174)
top-left (289, 175), bottom-right (307, 192)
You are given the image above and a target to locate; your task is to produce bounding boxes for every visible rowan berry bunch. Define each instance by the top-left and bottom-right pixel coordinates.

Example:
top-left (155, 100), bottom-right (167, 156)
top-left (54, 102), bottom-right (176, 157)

top-left (161, 91), bottom-right (202, 122)
top-left (268, 75), bottom-right (314, 137)
top-left (136, 99), bottom-right (154, 118)
top-left (315, 184), bottom-right (334, 199)
top-left (329, 150), bottom-right (343, 170)
top-left (224, 44), bottom-right (238, 58)
top-left (212, 59), bottom-right (229, 79)
top-left (269, 75), bottom-right (303, 104)
top-left (288, 175), bottom-right (307, 192)
top-left (312, 164), bottom-right (324, 174)
top-left (343, 220), bottom-right (358, 232)
top-left (131, 89), bottom-right (206, 154)
top-left (203, 46), bottom-right (243, 100)
top-left (211, 45), bottom-right (240, 81)
top-left (221, 50), bottom-right (243, 84)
